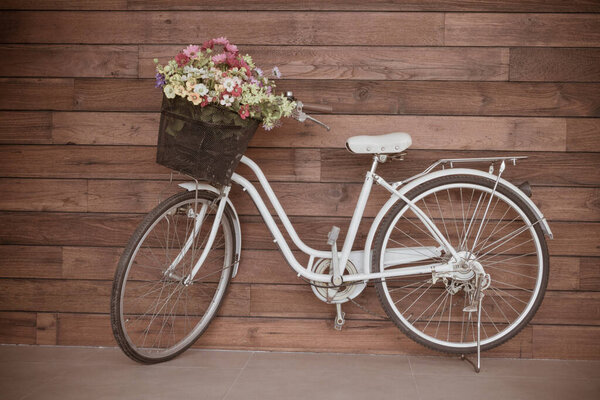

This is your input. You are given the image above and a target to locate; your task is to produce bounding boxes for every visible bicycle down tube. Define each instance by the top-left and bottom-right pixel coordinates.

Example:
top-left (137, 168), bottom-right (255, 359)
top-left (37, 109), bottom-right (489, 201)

top-left (185, 155), bottom-right (458, 284)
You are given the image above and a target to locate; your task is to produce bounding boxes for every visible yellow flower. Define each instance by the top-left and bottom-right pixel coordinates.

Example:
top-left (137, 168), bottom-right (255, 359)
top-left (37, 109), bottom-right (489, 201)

top-left (174, 85), bottom-right (186, 98)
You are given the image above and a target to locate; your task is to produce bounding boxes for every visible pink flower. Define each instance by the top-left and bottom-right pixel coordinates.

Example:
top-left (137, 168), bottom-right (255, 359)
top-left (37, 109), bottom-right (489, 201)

top-left (225, 43), bottom-right (238, 54)
top-left (212, 53), bottom-right (227, 64)
top-left (175, 52), bottom-right (189, 67)
top-left (183, 44), bottom-right (200, 58)
top-left (213, 37), bottom-right (229, 46)
top-left (201, 39), bottom-right (214, 50)
top-left (239, 104), bottom-right (250, 119)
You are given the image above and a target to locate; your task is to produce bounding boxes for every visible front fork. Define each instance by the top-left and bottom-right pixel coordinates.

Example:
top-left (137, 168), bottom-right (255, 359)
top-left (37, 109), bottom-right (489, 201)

top-left (163, 186), bottom-right (231, 285)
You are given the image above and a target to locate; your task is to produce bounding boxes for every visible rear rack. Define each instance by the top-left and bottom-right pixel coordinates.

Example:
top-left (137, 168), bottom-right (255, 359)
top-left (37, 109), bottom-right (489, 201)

top-left (396, 156), bottom-right (527, 187)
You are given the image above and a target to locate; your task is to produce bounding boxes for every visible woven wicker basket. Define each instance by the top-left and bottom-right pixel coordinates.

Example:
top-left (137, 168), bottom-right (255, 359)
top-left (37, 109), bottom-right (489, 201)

top-left (156, 96), bottom-right (259, 188)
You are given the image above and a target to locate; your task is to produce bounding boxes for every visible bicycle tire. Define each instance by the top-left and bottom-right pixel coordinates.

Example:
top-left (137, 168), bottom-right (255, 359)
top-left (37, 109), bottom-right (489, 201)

top-left (372, 174), bottom-right (549, 354)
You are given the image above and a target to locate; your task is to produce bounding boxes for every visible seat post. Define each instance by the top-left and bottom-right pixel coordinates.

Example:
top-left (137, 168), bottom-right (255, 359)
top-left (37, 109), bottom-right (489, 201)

top-left (370, 155), bottom-right (380, 174)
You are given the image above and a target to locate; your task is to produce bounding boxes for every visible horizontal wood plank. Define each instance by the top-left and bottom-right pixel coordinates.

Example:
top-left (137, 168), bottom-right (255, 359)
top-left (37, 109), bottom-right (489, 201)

top-left (126, 0), bottom-right (600, 12)
top-left (52, 112), bottom-right (158, 145)
top-left (0, 244), bottom-right (589, 291)
top-left (0, 278), bottom-right (251, 316)
top-left (55, 312), bottom-right (533, 358)
top-left (47, 112), bottom-right (569, 152)
top-left (0, 146), bottom-right (320, 182)
top-left (0, 112), bottom-right (52, 144)
top-left (533, 325), bottom-right (600, 360)
top-left (0, 212), bottom-right (597, 256)
top-left (0, 45), bottom-right (138, 78)
top-left (3, 79), bottom-right (598, 117)
top-left (0, 312), bottom-right (36, 344)
top-left (0, 11), bottom-right (444, 45)
top-left (140, 45), bottom-right (509, 81)
top-left (0, 246), bottom-right (63, 279)
top-left (0, 78), bottom-right (74, 110)
top-left (0, 178), bottom-right (88, 212)
top-left (446, 14), bottom-right (600, 47)
top-left (321, 149), bottom-right (600, 186)
top-left (566, 118), bottom-right (600, 152)
top-left (70, 79), bottom-right (600, 116)
top-left (510, 48), bottom-right (600, 82)
top-left (3, 0), bottom-right (600, 12)
top-left (0, 1), bottom-right (126, 10)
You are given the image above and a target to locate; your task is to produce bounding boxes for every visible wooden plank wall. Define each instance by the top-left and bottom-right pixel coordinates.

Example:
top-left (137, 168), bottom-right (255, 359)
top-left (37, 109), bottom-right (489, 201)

top-left (0, 1), bottom-right (599, 359)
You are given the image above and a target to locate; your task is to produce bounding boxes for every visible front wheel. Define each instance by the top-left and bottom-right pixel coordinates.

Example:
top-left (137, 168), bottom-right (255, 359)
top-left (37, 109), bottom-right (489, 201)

top-left (372, 175), bottom-right (549, 354)
top-left (111, 190), bottom-right (237, 364)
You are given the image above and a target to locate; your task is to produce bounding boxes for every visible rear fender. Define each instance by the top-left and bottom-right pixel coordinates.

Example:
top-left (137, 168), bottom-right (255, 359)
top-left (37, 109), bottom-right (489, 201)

top-left (363, 168), bottom-right (553, 274)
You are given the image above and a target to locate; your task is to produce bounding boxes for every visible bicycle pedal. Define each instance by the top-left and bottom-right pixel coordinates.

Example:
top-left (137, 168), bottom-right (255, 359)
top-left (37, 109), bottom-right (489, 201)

top-left (327, 226), bottom-right (340, 245)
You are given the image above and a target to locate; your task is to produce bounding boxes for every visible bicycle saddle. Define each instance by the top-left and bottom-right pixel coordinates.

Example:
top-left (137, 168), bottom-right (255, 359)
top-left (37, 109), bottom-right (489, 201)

top-left (345, 132), bottom-right (412, 154)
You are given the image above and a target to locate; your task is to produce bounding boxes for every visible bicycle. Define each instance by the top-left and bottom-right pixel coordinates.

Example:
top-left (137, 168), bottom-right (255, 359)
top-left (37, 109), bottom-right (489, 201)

top-left (110, 94), bottom-right (552, 371)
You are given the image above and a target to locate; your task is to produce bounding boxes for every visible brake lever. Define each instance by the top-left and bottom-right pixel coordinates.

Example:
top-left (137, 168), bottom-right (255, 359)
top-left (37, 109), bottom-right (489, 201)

top-left (293, 100), bottom-right (330, 131)
top-left (304, 114), bottom-right (330, 131)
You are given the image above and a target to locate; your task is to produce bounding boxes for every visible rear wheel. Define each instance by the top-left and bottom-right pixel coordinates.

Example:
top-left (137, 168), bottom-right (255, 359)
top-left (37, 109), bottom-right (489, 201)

top-left (111, 190), bottom-right (237, 364)
top-left (373, 175), bottom-right (549, 353)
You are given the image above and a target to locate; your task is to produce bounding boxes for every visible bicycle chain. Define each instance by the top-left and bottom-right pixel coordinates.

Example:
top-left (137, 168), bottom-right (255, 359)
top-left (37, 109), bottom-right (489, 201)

top-left (349, 297), bottom-right (389, 321)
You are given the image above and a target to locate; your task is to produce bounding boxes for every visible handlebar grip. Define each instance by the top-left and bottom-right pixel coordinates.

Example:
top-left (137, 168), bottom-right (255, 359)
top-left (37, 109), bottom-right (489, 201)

top-left (302, 103), bottom-right (333, 113)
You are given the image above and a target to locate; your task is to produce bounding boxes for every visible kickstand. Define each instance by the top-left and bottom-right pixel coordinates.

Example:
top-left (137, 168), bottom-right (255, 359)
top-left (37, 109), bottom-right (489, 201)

top-left (461, 294), bottom-right (483, 373)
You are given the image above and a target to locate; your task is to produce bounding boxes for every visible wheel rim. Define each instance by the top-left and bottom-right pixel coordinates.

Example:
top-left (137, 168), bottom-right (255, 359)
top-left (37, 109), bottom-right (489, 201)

top-left (119, 196), bottom-right (233, 359)
top-left (378, 182), bottom-right (544, 349)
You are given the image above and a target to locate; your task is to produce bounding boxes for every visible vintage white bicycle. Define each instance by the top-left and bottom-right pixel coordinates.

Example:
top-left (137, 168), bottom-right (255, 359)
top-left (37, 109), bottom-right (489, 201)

top-left (110, 95), bottom-right (552, 371)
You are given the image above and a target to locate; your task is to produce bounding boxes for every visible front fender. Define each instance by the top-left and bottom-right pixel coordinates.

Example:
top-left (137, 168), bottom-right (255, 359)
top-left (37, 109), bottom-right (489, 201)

top-left (178, 182), bottom-right (243, 278)
top-left (363, 168), bottom-right (553, 273)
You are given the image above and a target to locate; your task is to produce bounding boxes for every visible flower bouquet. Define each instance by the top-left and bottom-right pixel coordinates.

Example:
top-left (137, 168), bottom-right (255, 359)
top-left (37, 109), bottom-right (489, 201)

top-left (154, 37), bottom-right (296, 187)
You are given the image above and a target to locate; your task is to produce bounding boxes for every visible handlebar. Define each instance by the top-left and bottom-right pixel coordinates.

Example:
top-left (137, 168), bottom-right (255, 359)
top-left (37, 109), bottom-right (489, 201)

top-left (301, 103), bottom-right (333, 113)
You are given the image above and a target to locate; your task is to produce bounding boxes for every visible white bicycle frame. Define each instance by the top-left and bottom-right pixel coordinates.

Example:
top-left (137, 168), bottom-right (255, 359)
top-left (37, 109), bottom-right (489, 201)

top-left (179, 154), bottom-right (552, 286)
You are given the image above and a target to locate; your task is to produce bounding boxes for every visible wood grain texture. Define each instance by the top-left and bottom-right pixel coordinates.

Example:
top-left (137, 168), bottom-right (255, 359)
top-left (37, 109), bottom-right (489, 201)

top-left (0, 312), bottom-right (36, 344)
top-left (0, 78), bottom-right (74, 110)
top-left (0, 212), bottom-right (598, 256)
top-left (0, 11), bottom-right (444, 45)
top-left (45, 112), bottom-right (568, 152)
top-left (0, 145), bottom-right (321, 182)
top-left (0, 112), bottom-right (52, 144)
top-left (140, 45), bottom-right (510, 81)
top-left (4, 0), bottom-right (600, 12)
top-left (0, 45), bottom-right (138, 78)
top-left (510, 48), bottom-right (600, 82)
top-left (126, 0), bottom-right (600, 12)
top-left (0, 243), bottom-right (590, 291)
top-left (533, 325), bottom-right (600, 360)
top-left (0, 1), bottom-right (127, 10)
top-left (54, 312), bottom-right (534, 358)
top-left (446, 14), bottom-right (600, 47)
top-left (0, 246), bottom-right (63, 279)
top-left (566, 118), bottom-right (600, 152)
top-left (321, 149), bottom-right (600, 186)
top-left (70, 79), bottom-right (600, 116)
top-left (0, 178), bottom-right (88, 212)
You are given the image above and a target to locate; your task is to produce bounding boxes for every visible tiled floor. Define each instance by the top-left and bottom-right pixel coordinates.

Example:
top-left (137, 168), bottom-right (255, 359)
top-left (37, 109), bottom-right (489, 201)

top-left (1, 345), bottom-right (599, 400)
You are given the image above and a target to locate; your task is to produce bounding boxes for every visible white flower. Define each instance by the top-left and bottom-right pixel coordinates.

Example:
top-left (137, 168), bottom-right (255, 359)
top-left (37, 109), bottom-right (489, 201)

top-left (222, 77), bottom-right (235, 93)
top-left (193, 83), bottom-right (208, 96)
top-left (163, 85), bottom-right (176, 99)
top-left (220, 94), bottom-right (234, 107)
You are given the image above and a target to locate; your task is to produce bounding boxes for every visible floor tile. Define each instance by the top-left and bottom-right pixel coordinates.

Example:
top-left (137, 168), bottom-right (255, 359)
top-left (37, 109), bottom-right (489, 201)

top-left (0, 362), bottom-right (68, 400)
top-left (409, 355), bottom-right (600, 379)
top-left (224, 363), bottom-right (417, 400)
top-left (248, 351), bottom-right (412, 375)
top-left (414, 374), bottom-right (600, 400)
top-left (79, 346), bottom-right (252, 369)
top-left (20, 364), bottom-right (240, 400)
top-left (0, 345), bottom-right (104, 364)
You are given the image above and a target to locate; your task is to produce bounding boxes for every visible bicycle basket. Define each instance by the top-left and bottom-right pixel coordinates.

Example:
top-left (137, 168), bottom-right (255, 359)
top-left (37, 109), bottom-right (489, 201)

top-left (156, 95), bottom-right (259, 188)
